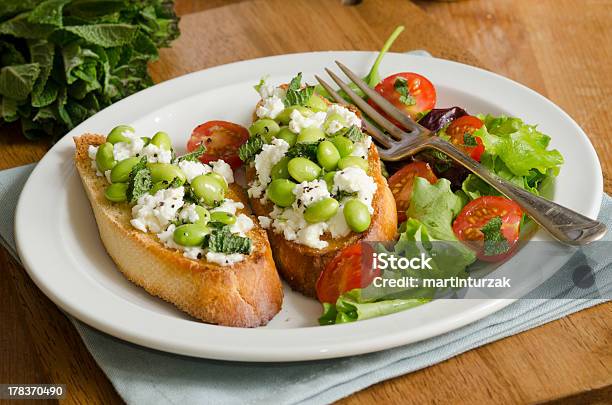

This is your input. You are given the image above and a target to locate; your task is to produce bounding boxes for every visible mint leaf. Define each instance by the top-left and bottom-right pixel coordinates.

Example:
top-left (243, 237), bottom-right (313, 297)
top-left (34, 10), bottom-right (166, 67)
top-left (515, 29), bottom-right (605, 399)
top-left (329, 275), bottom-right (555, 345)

top-left (284, 72), bottom-right (314, 107)
top-left (175, 144), bottom-right (206, 163)
top-left (463, 132), bottom-right (477, 147)
top-left (206, 226), bottom-right (252, 254)
top-left (394, 77), bottom-right (416, 106)
top-left (286, 142), bottom-right (319, 161)
top-left (337, 125), bottom-right (364, 142)
top-left (0, 13), bottom-right (56, 39)
top-left (0, 63), bottom-right (40, 100)
top-left (127, 156), bottom-right (152, 203)
top-left (1, 97), bottom-right (19, 122)
top-left (64, 24), bottom-right (138, 47)
top-left (28, 0), bottom-right (70, 27)
top-left (480, 216), bottom-right (510, 256)
top-left (238, 135), bottom-right (264, 163)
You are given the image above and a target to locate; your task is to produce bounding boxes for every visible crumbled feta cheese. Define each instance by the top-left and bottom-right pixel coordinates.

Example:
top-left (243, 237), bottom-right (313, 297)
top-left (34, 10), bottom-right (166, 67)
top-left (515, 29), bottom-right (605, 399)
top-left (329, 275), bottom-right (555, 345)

top-left (210, 160), bottom-right (234, 184)
top-left (104, 170), bottom-right (112, 183)
top-left (268, 205), bottom-right (329, 249)
top-left (88, 145), bottom-right (98, 160)
top-left (333, 167), bottom-right (377, 213)
top-left (248, 138), bottom-right (290, 199)
top-left (256, 95), bottom-right (285, 119)
top-left (230, 214), bottom-right (254, 236)
top-left (292, 179), bottom-right (330, 208)
top-left (326, 119), bottom-right (345, 135)
top-left (206, 252), bottom-right (246, 266)
top-left (130, 187), bottom-right (185, 233)
top-left (258, 216), bottom-right (272, 229)
top-left (258, 80), bottom-right (286, 99)
top-left (211, 199), bottom-right (244, 215)
top-left (178, 160), bottom-right (211, 182)
top-left (324, 104), bottom-right (362, 135)
top-left (297, 223), bottom-right (329, 249)
top-left (179, 204), bottom-right (200, 223)
top-left (140, 143), bottom-right (172, 164)
top-left (328, 206), bottom-right (351, 238)
top-left (112, 137), bottom-right (145, 162)
top-left (351, 135), bottom-right (372, 158)
top-left (288, 109), bottom-right (326, 134)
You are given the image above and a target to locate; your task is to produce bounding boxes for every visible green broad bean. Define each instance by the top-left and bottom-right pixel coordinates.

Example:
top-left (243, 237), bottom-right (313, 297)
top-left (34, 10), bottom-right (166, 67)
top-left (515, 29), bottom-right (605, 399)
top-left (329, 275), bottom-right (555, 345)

top-left (110, 157), bottom-right (140, 183)
top-left (193, 205), bottom-right (211, 225)
top-left (107, 125), bottom-right (134, 144)
top-left (343, 199), bottom-right (371, 232)
top-left (104, 183), bottom-right (128, 202)
top-left (249, 119), bottom-right (280, 142)
top-left (267, 179), bottom-right (296, 207)
top-left (206, 172), bottom-right (228, 191)
top-left (330, 136), bottom-right (354, 157)
top-left (323, 171), bottom-right (336, 192)
top-left (275, 106), bottom-right (311, 125)
top-left (191, 174), bottom-right (225, 206)
top-left (210, 211), bottom-right (237, 225)
top-left (148, 163), bottom-right (186, 185)
top-left (316, 140), bottom-right (341, 171)
top-left (173, 223), bottom-right (210, 247)
top-left (96, 142), bottom-right (117, 172)
top-left (338, 156), bottom-right (368, 171)
top-left (305, 94), bottom-right (328, 112)
top-left (304, 198), bottom-right (339, 223)
top-left (271, 157), bottom-right (291, 180)
top-left (287, 157), bottom-right (321, 182)
top-left (297, 127), bottom-right (325, 144)
top-left (149, 181), bottom-right (168, 195)
top-left (151, 131), bottom-right (172, 150)
top-left (276, 127), bottom-right (297, 146)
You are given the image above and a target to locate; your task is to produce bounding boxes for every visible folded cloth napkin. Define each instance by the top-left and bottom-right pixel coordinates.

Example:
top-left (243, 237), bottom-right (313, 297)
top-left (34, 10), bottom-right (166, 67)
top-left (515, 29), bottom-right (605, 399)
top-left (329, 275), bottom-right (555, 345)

top-left (2, 161), bottom-right (611, 404)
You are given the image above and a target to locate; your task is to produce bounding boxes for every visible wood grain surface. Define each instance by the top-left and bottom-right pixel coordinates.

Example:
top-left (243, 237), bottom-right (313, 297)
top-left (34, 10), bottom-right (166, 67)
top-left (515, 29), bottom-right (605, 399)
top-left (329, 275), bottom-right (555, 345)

top-left (0, 1), bottom-right (610, 404)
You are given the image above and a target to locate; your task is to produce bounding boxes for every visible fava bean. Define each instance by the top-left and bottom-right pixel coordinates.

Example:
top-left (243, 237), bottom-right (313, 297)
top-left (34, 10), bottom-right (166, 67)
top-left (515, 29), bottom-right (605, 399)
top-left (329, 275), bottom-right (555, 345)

top-left (107, 125), bottom-right (134, 144)
top-left (297, 127), bottom-right (325, 144)
top-left (249, 119), bottom-right (280, 142)
top-left (193, 205), bottom-right (211, 225)
top-left (338, 156), bottom-right (368, 171)
top-left (96, 142), bottom-right (117, 172)
top-left (276, 127), bottom-right (297, 146)
top-left (141, 136), bottom-right (151, 146)
top-left (275, 106), bottom-right (311, 125)
top-left (288, 157), bottom-right (321, 182)
top-left (343, 199), bottom-right (371, 232)
top-left (323, 171), bottom-right (336, 192)
top-left (305, 94), bottom-right (328, 112)
top-left (173, 223), bottom-right (210, 247)
top-left (206, 172), bottom-right (228, 191)
top-left (304, 197), bottom-right (339, 223)
top-left (191, 174), bottom-right (225, 206)
top-left (148, 163), bottom-right (186, 185)
top-left (149, 181), bottom-right (168, 195)
top-left (151, 131), bottom-right (172, 150)
top-left (267, 179), bottom-right (296, 207)
top-left (316, 140), bottom-right (341, 171)
top-left (330, 136), bottom-right (354, 157)
top-left (110, 157), bottom-right (140, 183)
top-left (271, 157), bottom-right (290, 180)
top-left (104, 182), bottom-right (128, 202)
top-left (210, 211), bottom-right (237, 225)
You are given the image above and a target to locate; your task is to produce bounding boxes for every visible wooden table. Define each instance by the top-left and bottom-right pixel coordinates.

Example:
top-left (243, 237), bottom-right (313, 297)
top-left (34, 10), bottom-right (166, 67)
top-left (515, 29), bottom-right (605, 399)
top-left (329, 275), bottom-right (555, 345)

top-left (1, 0), bottom-right (610, 404)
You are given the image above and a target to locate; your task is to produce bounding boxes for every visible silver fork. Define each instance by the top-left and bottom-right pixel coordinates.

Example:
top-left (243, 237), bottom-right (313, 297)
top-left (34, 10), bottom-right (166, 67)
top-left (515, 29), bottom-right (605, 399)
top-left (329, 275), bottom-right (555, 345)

top-left (316, 61), bottom-right (607, 246)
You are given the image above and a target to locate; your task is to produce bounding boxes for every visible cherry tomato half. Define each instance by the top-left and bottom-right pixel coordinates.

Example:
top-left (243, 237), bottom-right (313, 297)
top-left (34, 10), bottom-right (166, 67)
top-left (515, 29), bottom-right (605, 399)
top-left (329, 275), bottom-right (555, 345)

top-left (446, 115), bottom-right (485, 161)
top-left (453, 196), bottom-right (523, 262)
top-left (368, 72), bottom-right (436, 125)
top-left (388, 161), bottom-right (437, 223)
top-left (316, 243), bottom-right (379, 303)
top-left (187, 120), bottom-right (249, 169)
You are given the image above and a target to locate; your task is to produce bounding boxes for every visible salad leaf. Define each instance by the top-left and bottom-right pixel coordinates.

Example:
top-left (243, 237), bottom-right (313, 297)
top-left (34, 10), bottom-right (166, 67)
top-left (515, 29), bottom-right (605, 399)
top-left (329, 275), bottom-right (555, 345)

top-left (0, 64), bottom-right (40, 100)
top-left (419, 106), bottom-right (467, 132)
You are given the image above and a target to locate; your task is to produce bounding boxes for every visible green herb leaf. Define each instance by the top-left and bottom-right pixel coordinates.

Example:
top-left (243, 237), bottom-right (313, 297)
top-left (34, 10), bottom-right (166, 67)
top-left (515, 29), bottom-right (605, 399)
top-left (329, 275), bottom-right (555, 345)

top-left (174, 144), bottom-right (206, 163)
top-left (480, 216), bottom-right (510, 256)
top-left (286, 142), bottom-right (320, 161)
top-left (127, 156), bottom-right (152, 203)
top-left (463, 132), bottom-right (478, 147)
top-left (28, 0), bottom-right (70, 27)
top-left (337, 125), bottom-right (364, 142)
top-left (206, 226), bottom-right (252, 255)
top-left (0, 63), bottom-right (40, 100)
top-left (1, 97), bottom-right (19, 122)
top-left (393, 77), bottom-right (416, 106)
top-left (284, 72), bottom-right (314, 107)
top-left (334, 190), bottom-right (358, 201)
top-left (238, 135), bottom-right (264, 163)
top-left (63, 24), bottom-right (138, 47)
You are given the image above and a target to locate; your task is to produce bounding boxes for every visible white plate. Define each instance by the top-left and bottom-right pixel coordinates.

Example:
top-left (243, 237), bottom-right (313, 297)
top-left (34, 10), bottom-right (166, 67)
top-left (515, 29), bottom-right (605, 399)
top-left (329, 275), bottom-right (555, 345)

top-left (15, 52), bottom-right (603, 362)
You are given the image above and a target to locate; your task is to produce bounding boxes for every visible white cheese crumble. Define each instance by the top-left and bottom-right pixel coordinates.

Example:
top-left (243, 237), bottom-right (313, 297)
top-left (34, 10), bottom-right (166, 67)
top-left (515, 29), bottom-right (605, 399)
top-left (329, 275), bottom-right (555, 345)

top-left (351, 135), bottom-right (373, 158)
top-left (328, 206), bottom-right (351, 238)
top-left (258, 216), bottom-right (272, 229)
top-left (178, 204), bottom-right (200, 223)
top-left (268, 205), bottom-right (330, 249)
top-left (288, 109), bottom-right (326, 134)
top-left (130, 187), bottom-right (185, 233)
top-left (104, 170), bottom-right (112, 183)
top-left (206, 252), bottom-right (246, 266)
top-left (210, 160), bottom-right (234, 184)
top-left (113, 136), bottom-right (145, 162)
top-left (256, 95), bottom-right (285, 119)
top-left (178, 160), bottom-right (211, 182)
top-left (333, 167), bottom-right (377, 213)
top-left (88, 145), bottom-right (103, 175)
top-left (211, 199), bottom-right (244, 215)
top-left (325, 104), bottom-right (362, 135)
top-left (140, 143), bottom-right (172, 164)
top-left (248, 138), bottom-right (290, 199)
top-left (292, 179), bottom-right (330, 208)
top-left (230, 214), bottom-right (254, 236)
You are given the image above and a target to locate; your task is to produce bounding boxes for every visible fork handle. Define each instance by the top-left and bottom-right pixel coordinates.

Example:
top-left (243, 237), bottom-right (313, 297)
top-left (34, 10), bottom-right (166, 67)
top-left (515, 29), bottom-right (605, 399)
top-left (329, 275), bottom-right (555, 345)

top-left (428, 138), bottom-right (606, 245)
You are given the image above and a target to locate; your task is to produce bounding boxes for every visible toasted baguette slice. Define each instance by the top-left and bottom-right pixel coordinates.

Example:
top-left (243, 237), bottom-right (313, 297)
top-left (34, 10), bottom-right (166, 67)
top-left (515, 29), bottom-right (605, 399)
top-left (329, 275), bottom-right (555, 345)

top-left (74, 134), bottom-right (283, 327)
top-left (248, 144), bottom-right (398, 297)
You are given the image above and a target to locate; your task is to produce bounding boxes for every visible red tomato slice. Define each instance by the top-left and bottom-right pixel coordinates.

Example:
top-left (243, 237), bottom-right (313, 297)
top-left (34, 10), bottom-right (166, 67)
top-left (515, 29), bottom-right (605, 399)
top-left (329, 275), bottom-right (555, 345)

top-left (453, 196), bottom-right (523, 262)
top-left (187, 120), bottom-right (249, 169)
top-left (368, 72), bottom-right (436, 124)
top-left (316, 243), bottom-right (379, 303)
top-left (446, 115), bottom-right (485, 161)
top-left (387, 161), bottom-right (437, 223)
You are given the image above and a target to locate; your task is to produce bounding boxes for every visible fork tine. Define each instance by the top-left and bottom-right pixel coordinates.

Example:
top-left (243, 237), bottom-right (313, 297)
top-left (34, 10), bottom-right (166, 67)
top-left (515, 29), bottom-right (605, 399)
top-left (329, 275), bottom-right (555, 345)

top-left (315, 75), bottom-right (393, 149)
top-left (324, 68), bottom-right (407, 141)
top-left (335, 61), bottom-right (426, 134)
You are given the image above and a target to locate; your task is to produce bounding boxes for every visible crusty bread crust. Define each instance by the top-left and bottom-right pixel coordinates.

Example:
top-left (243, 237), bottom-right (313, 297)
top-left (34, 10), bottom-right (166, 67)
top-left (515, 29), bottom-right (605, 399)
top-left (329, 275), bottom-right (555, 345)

top-left (248, 144), bottom-right (398, 297)
top-left (74, 135), bottom-right (283, 327)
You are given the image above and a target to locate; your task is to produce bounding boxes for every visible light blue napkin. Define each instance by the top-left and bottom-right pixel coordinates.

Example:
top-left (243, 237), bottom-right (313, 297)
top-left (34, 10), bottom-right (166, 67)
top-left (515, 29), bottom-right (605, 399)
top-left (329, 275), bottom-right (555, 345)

top-left (2, 163), bottom-right (611, 404)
